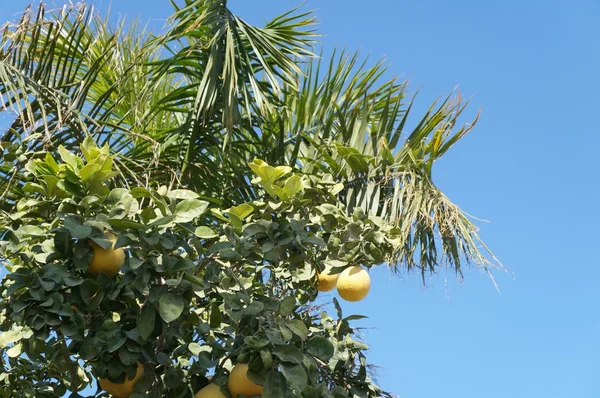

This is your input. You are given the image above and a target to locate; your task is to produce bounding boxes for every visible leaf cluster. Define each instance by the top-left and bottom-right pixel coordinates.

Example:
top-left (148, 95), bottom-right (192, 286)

top-left (0, 142), bottom-right (396, 397)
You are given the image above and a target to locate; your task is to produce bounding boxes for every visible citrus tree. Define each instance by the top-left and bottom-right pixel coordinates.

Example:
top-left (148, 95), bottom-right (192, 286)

top-left (0, 1), bottom-right (501, 397)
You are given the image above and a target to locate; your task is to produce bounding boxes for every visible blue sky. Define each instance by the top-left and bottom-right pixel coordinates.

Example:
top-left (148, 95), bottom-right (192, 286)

top-left (1, 1), bottom-right (600, 397)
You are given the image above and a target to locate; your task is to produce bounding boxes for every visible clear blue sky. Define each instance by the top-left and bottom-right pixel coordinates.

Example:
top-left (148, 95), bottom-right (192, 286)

top-left (2, 1), bottom-right (600, 397)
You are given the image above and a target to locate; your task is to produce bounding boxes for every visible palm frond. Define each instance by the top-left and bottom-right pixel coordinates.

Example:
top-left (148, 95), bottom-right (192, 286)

top-left (0, 3), bottom-right (183, 195)
top-left (0, 2), bottom-right (500, 281)
top-left (259, 50), bottom-right (501, 279)
top-left (151, 0), bottom-right (316, 180)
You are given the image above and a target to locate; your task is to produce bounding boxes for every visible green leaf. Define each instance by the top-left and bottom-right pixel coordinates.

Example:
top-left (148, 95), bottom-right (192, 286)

top-left (303, 236), bottom-right (326, 246)
top-left (257, 349), bottom-right (272, 370)
top-left (64, 276), bottom-right (84, 287)
top-left (210, 303), bottom-right (222, 328)
top-left (279, 296), bottom-right (296, 316)
top-left (137, 305), bottom-right (156, 340)
top-left (54, 230), bottom-right (71, 254)
top-left (263, 369), bottom-right (288, 398)
top-left (129, 257), bottom-right (144, 271)
top-left (333, 297), bottom-right (343, 319)
top-left (158, 293), bottom-right (185, 323)
top-left (40, 278), bottom-right (56, 291)
top-left (285, 320), bottom-right (308, 341)
top-left (80, 136), bottom-right (98, 162)
top-left (244, 336), bottom-right (270, 349)
top-left (90, 235), bottom-right (112, 250)
top-left (130, 187), bottom-right (151, 198)
top-left (300, 386), bottom-right (320, 398)
top-left (64, 216), bottom-right (82, 232)
top-left (0, 327), bottom-right (33, 348)
top-left (172, 258), bottom-right (195, 271)
top-left (228, 212), bottom-right (243, 233)
top-left (80, 160), bottom-right (105, 182)
top-left (164, 366), bottom-right (183, 388)
top-left (281, 326), bottom-right (293, 342)
top-left (59, 320), bottom-right (79, 337)
top-left (6, 343), bottom-right (23, 358)
top-left (265, 329), bottom-right (283, 345)
top-left (281, 363), bottom-right (307, 391)
top-left (272, 344), bottom-right (303, 364)
top-left (79, 195), bottom-right (101, 209)
top-left (18, 225), bottom-right (45, 237)
top-left (167, 189), bottom-right (199, 200)
top-left (283, 175), bottom-right (303, 199)
top-left (109, 219), bottom-right (145, 230)
top-left (80, 340), bottom-right (102, 360)
top-left (44, 152), bottom-right (60, 174)
top-left (306, 337), bottom-right (334, 361)
top-left (250, 161), bottom-right (292, 184)
top-left (344, 315), bottom-right (368, 322)
top-left (148, 215), bottom-right (176, 227)
top-left (188, 343), bottom-right (204, 356)
top-left (80, 280), bottom-right (104, 311)
top-left (174, 199), bottom-right (209, 222)
top-left (114, 235), bottom-right (134, 250)
top-left (195, 226), bottom-right (218, 239)
top-left (12, 300), bottom-right (30, 314)
top-left (243, 301), bottom-right (264, 316)
top-left (58, 145), bottom-right (83, 171)
top-left (118, 346), bottom-right (138, 366)
top-left (107, 334), bottom-right (127, 353)
top-left (228, 203), bottom-right (254, 219)
top-left (160, 234), bottom-right (177, 250)
top-left (23, 182), bottom-right (46, 194)
top-left (72, 225), bottom-right (92, 239)
top-left (242, 223), bottom-right (267, 237)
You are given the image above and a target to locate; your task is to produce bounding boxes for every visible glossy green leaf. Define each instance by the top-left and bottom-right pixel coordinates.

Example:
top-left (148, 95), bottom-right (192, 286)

top-left (263, 370), bottom-right (288, 398)
top-left (137, 305), bottom-right (156, 340)
top-left (306, 337), bottom-right (334, 362)
top-left (174, 199), bottom-right (209, 223)
top-left (281, 363), bottom-right (307, 391)
top-left (80, 280), bottom-right (104, 311)
top-left (285, 319), bottom-right (308, 341)
top-left (195, 226), bottom-right (218, 239)
top-left (272, 344), bottom-right (303, 364)
top-left (158, 294), bottom-right (185, 323)
top-left (279, 296), bottom-right (296, 316)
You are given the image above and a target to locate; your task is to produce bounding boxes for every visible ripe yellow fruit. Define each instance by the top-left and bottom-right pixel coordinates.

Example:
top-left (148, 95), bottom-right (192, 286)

top-left (317, 267), bottom-right (339, 292)
top-left (88, 232), bottom-right (125, 276)
top-left (98, 362), bottom-right (144, 398)
top-left (227, 363), bottom-right (263, 397)
top-left (336, 265), bottom-right (371, 302)
top-left (195, 383), bottom-right (227, 398)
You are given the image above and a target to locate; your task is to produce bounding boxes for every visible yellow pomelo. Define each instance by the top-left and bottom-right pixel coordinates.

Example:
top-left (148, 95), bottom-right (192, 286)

top-left (88, 232), bottom-right (125, 276)
top-left (195, 383), bottom-right (227, 398)
top-left (317, 267), bottom-right (339, 292)
top-left (227, 363), bottom-right (263, 397)
top-left (98, 362), bottom-right (144, 398)
top-left (336, 265), bottom-right (370, 302)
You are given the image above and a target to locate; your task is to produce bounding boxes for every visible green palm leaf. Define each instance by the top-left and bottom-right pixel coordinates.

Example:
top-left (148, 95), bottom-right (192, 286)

top-left (260, 50), bottom-right (501, 279)
top-left (0, 1), bottom-right (501, 281)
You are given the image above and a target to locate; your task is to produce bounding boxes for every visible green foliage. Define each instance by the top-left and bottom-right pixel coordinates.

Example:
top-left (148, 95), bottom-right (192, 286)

top-left (0, 0), bottom-right (500, 284)
top-left (0, 142), bottom-right (397, 397)
top-left (0, 1), bottom-right (501, 397)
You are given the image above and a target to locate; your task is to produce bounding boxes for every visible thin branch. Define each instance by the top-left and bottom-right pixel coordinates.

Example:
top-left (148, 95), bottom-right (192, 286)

top-left (214, 258), bottom-right (248, 295)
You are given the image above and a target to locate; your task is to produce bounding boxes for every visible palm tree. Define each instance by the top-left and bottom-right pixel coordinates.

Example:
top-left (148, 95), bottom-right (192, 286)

top-left (0, 2), bottom-right (505, 396)
top-left (0, 1), bottom-right (499, 282)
